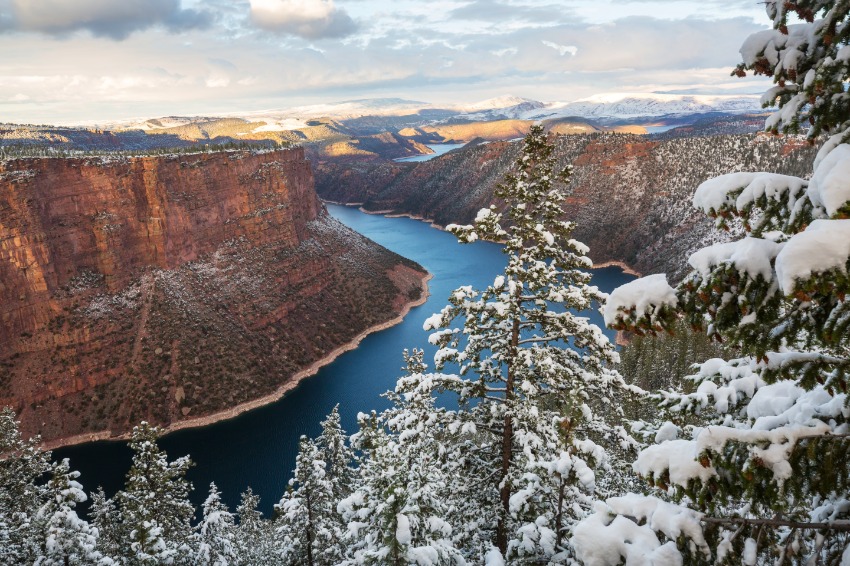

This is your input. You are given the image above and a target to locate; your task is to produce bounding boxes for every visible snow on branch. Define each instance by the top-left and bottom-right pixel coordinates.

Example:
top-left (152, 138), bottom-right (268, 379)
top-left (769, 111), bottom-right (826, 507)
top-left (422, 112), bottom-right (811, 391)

top-left (808, 138), bottom-right (850, 218)
top-left (693, 172), bottom-right (808, 217)
top-left (603, 274), bottom-right (678, 331)
top-left (692, 171), bottom-right (813, 233)
top-left (774, 219), bottom-right (850, 294)
top-left (687, 237), bottom-right (784, 281)
top-left (571, 495), bottom-right (708, 566)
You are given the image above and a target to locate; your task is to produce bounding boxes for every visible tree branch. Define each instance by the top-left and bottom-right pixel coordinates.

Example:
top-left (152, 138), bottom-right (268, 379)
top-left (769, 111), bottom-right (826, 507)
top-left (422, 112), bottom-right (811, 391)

top-left (700, 517), bottom-right (850, 532)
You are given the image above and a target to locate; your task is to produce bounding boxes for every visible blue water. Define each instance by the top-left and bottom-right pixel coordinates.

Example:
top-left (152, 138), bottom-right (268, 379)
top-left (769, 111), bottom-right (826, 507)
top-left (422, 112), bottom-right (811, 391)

top-left (54, 204), bottom-right (635, 516)
top-left (393, 143), bottom-right (466, 162)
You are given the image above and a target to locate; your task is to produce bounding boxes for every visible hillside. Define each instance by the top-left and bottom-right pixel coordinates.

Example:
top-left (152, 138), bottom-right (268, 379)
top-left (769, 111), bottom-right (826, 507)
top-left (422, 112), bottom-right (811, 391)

top-left (0, 149), bottom-right (427, 443)
top-left (314, 132), bottom-right (817, 278)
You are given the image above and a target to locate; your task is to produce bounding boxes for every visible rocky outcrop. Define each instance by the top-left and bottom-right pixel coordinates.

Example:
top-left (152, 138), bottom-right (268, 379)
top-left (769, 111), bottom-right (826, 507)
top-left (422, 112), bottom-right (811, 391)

top-left (0, 149), bottom-right (427, 443)
top-left (314, 133), bottom-right (818, 278)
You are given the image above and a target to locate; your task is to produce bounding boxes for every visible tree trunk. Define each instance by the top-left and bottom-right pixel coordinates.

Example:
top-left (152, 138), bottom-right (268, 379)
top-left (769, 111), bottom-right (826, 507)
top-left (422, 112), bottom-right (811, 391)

top-left (555, 475), bottom-right (565, 550)
top-left (496, 310), bottom-right (521, 555)
top-left (305, 488), bottom-right (315, 566)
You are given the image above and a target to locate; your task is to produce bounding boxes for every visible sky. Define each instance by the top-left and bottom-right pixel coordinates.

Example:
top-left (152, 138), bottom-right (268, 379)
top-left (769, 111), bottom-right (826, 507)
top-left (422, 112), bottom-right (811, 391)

top-left (0, 0), bottom-right (775, 125)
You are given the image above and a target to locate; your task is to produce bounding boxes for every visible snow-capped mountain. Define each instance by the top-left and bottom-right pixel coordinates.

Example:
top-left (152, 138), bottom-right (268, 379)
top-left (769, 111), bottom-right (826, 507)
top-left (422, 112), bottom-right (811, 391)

top-left (88, 92), bottom-right (765, 134)
top-left (523, 93), bottom-right (764, 121)
top-left (239, 98), bottom-right (430, 120)
top-left (452, 96), bottom-right (547, 121)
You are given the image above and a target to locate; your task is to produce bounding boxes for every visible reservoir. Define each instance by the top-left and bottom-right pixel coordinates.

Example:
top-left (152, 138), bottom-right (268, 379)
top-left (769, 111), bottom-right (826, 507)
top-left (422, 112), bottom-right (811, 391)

top-left (54, 204), bottom-right (636, 516)
top-left (394, 143), bottom-right (466, 162)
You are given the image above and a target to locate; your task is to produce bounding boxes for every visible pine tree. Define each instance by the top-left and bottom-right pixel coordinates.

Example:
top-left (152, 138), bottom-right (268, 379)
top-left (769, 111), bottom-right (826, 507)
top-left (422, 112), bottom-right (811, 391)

top-left (316, 405), bottom-right (355, 507)
top-left (90, 488), bottom-right (121, 562)
top-left (114, 422), bottom-right (196, 565)
top-left (337, 350), bottom-right (466, 565)
top-left (34, 458), bottom-right (108, 565)
top-left (734, 0), bottom-right (850, 140)
top-left (275, 436), bottom-right (336, 565)
top-left (421, 125), bottom-right (638, 562)
top-left (314, 405), bottom-right (354, 564)
top-left (0, 407), bottom-right (54, 565)
top-left (234, 488), bottom-right (279, 565)
top-left (580, 2), bottom-right (850, 563)
top-left (196, 483), bottom-right (236, 566)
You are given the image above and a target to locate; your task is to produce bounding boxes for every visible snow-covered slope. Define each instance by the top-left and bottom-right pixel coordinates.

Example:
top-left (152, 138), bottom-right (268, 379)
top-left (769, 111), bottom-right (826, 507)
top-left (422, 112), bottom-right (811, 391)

top-left (524, 93), bottom-right (764, 121)
top-left (450, 96), bottom-right (547, 120)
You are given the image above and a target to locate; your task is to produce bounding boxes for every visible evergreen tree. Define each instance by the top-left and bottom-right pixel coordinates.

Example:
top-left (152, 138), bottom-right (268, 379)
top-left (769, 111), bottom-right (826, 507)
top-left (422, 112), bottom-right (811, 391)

top-left (734, 0), bottom-right (850, 140)
top-left (34, 458), bottom-right (108, 565)
top-left (234, 488), bottom-right (279, 565)
top-left (316, 405), bottom-right (355, 507)
top-left (89, 488), bottom-right (121, 562)
top-left (579, 2), bottom-right (850, 563)
top-left (338, 350), bottom-right (466, 565)
top-left (0, 407), bottom-right (54, 565)
top-left (196, 483), bottom-right (236, 566)
top-left (275, 436), bottom-right (336, 565)
top-left (113, 422), bottom-right (196, 565)
top-left (422, 125), bottom-right (638, 561)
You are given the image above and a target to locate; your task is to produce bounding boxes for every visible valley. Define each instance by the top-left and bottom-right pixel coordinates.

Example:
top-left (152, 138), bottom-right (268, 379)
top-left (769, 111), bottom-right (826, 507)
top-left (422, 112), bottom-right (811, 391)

top-left (313, 131), bottom-right (817, 279)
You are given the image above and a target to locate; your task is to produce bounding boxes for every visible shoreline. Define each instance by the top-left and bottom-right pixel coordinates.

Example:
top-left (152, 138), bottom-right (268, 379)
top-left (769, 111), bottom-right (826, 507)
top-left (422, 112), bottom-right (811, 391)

top-left (42, 270), bottom-right (433, 451)
top-left (591, 260), bottom-right (642, 277)
top-left (360, 207), bottom-right (446, 231)
top-left (327, 200), bottom-right (643, 277)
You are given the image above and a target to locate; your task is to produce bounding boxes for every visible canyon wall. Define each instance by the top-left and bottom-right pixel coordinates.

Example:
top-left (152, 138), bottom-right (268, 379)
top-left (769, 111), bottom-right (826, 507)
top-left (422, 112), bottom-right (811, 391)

top-left (0, 149), bottom-right (427, 443)
top-left (314, 133), bottom-right (818, 278)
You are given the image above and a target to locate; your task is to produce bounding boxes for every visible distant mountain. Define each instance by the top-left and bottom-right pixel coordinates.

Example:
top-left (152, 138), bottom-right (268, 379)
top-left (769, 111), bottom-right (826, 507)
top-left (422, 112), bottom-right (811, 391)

top-left (451, 96), bottom-right (547, 120)
top-left (81, 93), bottom-right (764, 137)
top-left (523, 93), bottom-right (764, 121)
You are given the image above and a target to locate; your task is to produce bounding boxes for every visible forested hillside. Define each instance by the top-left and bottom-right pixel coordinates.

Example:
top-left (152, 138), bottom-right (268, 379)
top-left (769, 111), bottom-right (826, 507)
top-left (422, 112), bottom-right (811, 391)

top-left (316, 132), bottom-right (816, 278)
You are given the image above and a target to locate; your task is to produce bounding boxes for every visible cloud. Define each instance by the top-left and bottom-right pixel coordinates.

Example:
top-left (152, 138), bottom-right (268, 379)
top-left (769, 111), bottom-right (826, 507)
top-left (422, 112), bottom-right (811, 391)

top-left (542, 40), bottom-right (577, 56)
top-left (0, 0), bottom-right (212, 40)
top-left (0, 0), bottom-right (773, 124)
top-left (448, 0), bottom-right (571, 24)
top-left (249, 0), bottom-right (357, 39)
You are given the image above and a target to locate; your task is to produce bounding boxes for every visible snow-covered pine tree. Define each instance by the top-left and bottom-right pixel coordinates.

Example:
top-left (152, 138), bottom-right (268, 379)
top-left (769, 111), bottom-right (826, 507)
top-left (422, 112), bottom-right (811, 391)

top-left (89, 488), bottom-right (122, 562)
top-left (337, 350), bottom-right (466, 565)
top-left (576, 1), bottom-right (850, 563)
top-left (113, 422), bottom-right (196, 565)
top-left (734, 0), bottom-right (850, 141)
top-left (234, 488), bottom-right (279, 565)
top-left (316, 405), bottom-right (355, 508)
top-left (33, 458), bottom-right (109, 566)
top-left (0, 407), bottom-right (55, 565)
top-left (423, 125), bottom-right (638, 562)
top-left (196, 483), bottom-right (236, 566)
top-left (275, 435), bottom-right (336, 565)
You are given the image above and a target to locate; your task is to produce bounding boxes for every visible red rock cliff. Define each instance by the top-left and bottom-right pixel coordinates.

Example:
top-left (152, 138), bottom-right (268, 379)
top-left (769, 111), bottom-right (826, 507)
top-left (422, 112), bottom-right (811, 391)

top-left (0, 149), bottom-right (426, 443)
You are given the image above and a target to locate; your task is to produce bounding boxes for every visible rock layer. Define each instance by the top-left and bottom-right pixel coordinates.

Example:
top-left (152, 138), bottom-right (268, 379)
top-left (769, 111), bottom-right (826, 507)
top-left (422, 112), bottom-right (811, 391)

top-left (0, 149), bottom-right (427, 443)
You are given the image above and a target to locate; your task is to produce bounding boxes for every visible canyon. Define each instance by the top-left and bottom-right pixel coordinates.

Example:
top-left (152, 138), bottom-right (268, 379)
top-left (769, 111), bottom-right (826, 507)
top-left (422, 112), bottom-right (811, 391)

top-left (0, 148), bottom-right (427, 443)
top-left (313, 132), bottom-right (818, 278)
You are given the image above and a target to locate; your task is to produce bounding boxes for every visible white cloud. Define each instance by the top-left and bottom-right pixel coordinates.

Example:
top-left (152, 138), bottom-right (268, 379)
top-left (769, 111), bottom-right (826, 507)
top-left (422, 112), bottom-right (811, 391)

top-left (0, 0), bottom-right (775, 123)
top-left (492, 47), bottom-right (518, 57)
top-left (542, 40), bottom-right (578, 56)
top-left (249, 0), bottom-right (357, 38)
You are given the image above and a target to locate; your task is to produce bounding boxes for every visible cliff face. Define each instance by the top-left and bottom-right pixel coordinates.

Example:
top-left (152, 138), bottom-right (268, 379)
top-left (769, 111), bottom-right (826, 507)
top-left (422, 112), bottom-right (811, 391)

top-left (0, 149), bottom-right (426, 442)
top-left (314, 133), bottom-right (818, 277)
